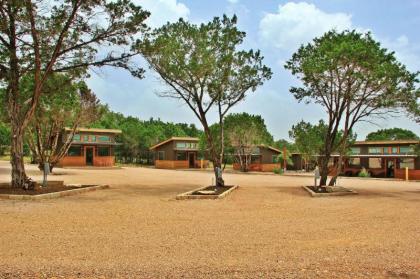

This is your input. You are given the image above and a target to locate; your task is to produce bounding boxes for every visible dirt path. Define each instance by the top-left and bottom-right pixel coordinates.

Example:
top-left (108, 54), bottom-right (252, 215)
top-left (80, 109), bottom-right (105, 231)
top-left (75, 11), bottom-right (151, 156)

top-left (0, 161), bottom-right (419, 278)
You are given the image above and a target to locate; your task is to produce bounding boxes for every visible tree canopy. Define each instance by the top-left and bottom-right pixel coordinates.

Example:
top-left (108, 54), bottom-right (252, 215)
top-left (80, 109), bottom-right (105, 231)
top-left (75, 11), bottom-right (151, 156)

top-left (139, 15), bottom-right (271, 185)
top-left (285, 30), bottom-right (419, 185)
top-left (365, 128), bottom-right (418, 141)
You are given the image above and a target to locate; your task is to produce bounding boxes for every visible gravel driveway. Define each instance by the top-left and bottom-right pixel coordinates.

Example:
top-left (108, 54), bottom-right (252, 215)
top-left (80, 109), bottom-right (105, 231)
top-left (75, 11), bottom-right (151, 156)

top-left (0, 161), bottom-right (419, 278)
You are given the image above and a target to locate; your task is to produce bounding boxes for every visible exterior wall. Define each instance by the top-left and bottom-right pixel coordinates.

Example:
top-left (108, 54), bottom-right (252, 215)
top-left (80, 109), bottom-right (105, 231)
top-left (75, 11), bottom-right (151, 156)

top-left (233, 163), bottom-right (280, 172)
top-left (58, 145), bottom-right (116, 167)
top-left (395, 169), bottom-right (420, 180)
top-left (155, 141), bottom-right (175, 161)
top-left (260, 148), bottom-right (279, 164)
top-left (155, 160), bottom-right (189, 169)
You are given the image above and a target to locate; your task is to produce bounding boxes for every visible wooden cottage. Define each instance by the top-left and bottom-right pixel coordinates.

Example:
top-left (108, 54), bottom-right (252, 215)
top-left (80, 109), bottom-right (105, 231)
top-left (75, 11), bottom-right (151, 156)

top-left (58, 128), bottom-right (122, 167)
top-left (337, 140), bottom-right (420, 180)
top-left (232, 145), bottom-right (281, 172)
top-left (150, 137), bottom-right (209, 169)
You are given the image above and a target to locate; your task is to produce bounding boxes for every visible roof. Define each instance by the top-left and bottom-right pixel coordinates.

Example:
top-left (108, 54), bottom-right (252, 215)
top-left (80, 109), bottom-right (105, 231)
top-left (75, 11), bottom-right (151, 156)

top-left (354, 140), bottom-right (419, 145)
top-left (258, 145), bottom-right (281, 153)
top-left (64, 127), bottom-right (122, 134)
top-left (150, 137), bottom-right (199, 150)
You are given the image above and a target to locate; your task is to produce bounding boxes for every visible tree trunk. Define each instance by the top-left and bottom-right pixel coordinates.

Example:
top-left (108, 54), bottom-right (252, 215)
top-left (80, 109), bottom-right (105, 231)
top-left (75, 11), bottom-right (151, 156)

top-left (319, 156), bottom-right (329, 186)
top-left (10, 126), bottom-right (27, 188)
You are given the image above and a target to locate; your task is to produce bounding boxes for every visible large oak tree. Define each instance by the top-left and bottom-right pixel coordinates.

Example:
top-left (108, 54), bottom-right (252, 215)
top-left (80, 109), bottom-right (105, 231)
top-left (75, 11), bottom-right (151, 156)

top-left (139, 15), bottom-right (272, 186)
top-left (0, 0), bottom-right (149, 187)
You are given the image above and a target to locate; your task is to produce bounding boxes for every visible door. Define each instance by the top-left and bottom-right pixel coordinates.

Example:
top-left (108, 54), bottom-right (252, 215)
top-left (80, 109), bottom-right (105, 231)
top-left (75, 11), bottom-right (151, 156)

top-left (188, 152), bottom-right (195, 168)
top-left (386, 159), bottom-right (395, 178)
top-left (86, 147), bottom-right (94, 166)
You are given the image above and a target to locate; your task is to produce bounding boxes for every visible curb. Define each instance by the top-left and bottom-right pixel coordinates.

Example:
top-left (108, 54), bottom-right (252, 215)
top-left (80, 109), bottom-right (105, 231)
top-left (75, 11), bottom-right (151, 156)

top-left (302, 186), bottom-right (358, 197)
top-left (176, 185), bottom-right (239, 200)
top-left (0, 185), bottom-right (109, 200)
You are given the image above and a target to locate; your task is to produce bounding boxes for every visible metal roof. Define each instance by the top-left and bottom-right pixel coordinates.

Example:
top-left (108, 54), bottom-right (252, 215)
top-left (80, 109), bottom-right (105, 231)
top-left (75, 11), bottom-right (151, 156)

top-left (149, 137), bottom-right (199, 150)
top-left (64, 127), bottom-right (122, 134)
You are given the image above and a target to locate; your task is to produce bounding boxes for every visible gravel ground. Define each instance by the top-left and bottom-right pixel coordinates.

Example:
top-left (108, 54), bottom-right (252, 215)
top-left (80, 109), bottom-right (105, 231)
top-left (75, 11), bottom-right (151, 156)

top-left (0, 161), bottom-right (419, 279)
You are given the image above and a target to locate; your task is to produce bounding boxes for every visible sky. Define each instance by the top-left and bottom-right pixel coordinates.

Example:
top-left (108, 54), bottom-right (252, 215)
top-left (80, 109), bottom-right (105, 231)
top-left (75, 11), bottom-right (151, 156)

top-left (86, 0), bottom-right (420, 141)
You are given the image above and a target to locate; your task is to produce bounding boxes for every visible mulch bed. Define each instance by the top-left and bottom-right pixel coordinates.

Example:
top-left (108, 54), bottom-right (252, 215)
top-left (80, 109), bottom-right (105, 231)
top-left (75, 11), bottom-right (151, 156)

top-left (191, 185), bottom-right (234, 195)
top-left (0, 184), bottom-right (92, 195)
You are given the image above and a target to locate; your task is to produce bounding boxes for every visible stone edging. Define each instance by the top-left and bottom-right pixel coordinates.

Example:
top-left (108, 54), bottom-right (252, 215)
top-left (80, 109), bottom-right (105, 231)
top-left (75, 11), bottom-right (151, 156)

top-left (302, 186), bottom-right (358, 197)
top-left (176, 185), bottom-right (239, 200)
top-left (0, 185), bottom-right (109, 200)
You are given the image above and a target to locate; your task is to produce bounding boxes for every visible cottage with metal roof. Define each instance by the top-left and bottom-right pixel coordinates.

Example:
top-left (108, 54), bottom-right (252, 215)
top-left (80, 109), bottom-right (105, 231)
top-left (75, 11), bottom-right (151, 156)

top-left (149, 137), bottom-right (209, 169)
top-left (57, 127), bottom-right (122, 167)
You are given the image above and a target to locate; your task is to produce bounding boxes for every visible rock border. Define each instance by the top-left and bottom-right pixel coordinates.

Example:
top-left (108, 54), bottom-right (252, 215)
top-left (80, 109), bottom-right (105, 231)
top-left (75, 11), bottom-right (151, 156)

top-left (302, 186), bottom-right (358, 197)
top-left (0, 184), bottom-right (109, 200)
top-left (176, 185), bottom-right (239, 200)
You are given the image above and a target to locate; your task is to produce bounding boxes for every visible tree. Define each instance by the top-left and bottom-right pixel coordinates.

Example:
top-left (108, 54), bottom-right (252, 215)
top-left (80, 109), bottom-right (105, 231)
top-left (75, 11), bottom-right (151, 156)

top-left (139, 15), bottom-right (272, 186)
top-left (25, 74), bottom-right (100, 172)
top-left (0, 0), bottom-right (149, 188)
top-left (366, 128), bottom-right (418, 141)
top-left (224, 113), bottom-right (273, 172)
top-left (285, 30), bottom-right (419, 186)
top-left (289, 120), bottom-right (327, 171)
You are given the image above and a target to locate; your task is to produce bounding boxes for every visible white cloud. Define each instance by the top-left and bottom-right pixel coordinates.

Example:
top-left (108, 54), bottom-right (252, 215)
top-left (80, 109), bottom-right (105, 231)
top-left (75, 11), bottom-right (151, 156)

top-left (134, 0), bottom-right (190, 28)
top-left (227, 0), bottom-right (239, 3)
top-left (381, 35), bottom-right (420, 71)
top-left (259, 2), bottom-right (352, 50)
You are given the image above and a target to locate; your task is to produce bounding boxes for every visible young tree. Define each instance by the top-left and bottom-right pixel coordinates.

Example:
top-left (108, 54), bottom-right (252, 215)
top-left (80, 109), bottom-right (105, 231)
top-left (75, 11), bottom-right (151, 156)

top-left (289, 120), bottom-right (327, 171)
top-left (366, 128), bottom-right (418, 141)
top-left (139, 15), bottom-right (272, 186)
top-left (285, 30), bottom-right (419, 186)
top-left (224, 113), bottom-right (273, 172)
top-left (25, 74), bottom-right (100, 171)
top-left (0, 0), bottom-right (149, 188)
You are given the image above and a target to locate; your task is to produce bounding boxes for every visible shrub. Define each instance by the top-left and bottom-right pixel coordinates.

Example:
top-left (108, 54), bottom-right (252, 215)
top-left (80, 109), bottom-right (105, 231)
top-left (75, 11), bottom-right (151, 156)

top-left (358, 167), bottom-right (370, 178)
top-left (273, 167), bottom-right (284, 175)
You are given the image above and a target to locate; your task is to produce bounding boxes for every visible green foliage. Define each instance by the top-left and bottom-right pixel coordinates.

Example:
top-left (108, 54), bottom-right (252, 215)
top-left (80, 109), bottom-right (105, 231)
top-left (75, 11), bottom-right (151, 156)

top-left (358, 168), bottom-right (370, 178)
top-left (365, 128), bottom-right (418, 141)
top-left (0, 121), bottom-right (10, 155)
top-left (273, 167), bottom-right (284, 175)
top-left (139, 14), bottom-right (271, 177)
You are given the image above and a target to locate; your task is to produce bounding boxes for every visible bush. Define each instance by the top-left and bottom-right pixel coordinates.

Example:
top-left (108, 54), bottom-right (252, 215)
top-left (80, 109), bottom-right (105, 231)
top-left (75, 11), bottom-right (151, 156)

top-left (273, 167), bottom-right (284, 175)
top-left (358, 167), bottom-right (370, 178)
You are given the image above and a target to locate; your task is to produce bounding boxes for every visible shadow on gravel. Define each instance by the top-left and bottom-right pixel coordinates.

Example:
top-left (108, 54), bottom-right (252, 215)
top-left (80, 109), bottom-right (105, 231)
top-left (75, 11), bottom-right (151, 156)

top-left (354, 189), bottom-right (420, 202)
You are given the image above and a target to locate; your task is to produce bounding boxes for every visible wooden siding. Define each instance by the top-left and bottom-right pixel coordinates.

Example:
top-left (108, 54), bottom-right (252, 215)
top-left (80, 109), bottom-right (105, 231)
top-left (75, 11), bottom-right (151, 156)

top-left (233, 163), bottom-right (280, 172)
top-left (155, 160), bottom-right (189, 169)
top-left (395, 169), bottom-right (420, 180)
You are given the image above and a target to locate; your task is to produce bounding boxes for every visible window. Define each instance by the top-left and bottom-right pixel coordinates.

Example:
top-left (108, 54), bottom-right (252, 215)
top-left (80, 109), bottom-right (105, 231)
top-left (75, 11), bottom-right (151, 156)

top-left (176, 142), bottom-right (186, 149)
top-left (399, 146), bottom-right (412, 154)
top-left (91, 135), bottom-right (96, 142)
top-left (98, 135), bottom-right (110, 142)
top-left (368, 158), bottom-right (382, 168)
top-left (368, 147), bottom-right (382, 154)
top-left (157, 151), bottom-right (165, 160)
top-left (67, 146), bottom-right (82, 156)
top-left (348, 158), bottom-right (361, 168)
top-left (72, 134), bottom-right (81, 142)
top-left (391, 147), bottom-right (398, 154)
top-left (83, 135), bottom-right (89, 142)
top-left (399, 158), bottom-right (414, 170)
top-left (176, 152), bottom-right (187, 161)
top-left (272, 155), bottom-right (279, 163)
top-left (350, 147), bottom-right (360, 155)
top-left (98, 147), bottom-right (110, 156)
top-left (383, 147), bottom-right (390, 154)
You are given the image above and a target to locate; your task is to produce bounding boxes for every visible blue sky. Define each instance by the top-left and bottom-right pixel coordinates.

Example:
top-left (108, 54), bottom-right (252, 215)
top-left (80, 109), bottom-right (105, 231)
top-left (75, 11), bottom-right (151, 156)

top-left (86, 0), bottom-right (420, 140)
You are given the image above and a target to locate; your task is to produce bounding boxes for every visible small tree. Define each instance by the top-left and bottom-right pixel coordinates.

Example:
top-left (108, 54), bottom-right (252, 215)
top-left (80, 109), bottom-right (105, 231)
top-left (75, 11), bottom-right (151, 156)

top-left (25, 74), bottom-right (100, 171)
top-left (140, 15), bottom-right (272, 186)
top-left (285, 30), bottom-right (419, 186)
top-left (0, 0), bottom-right (149, 188)
top-left (224, 113), bottom-right (273, 172)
